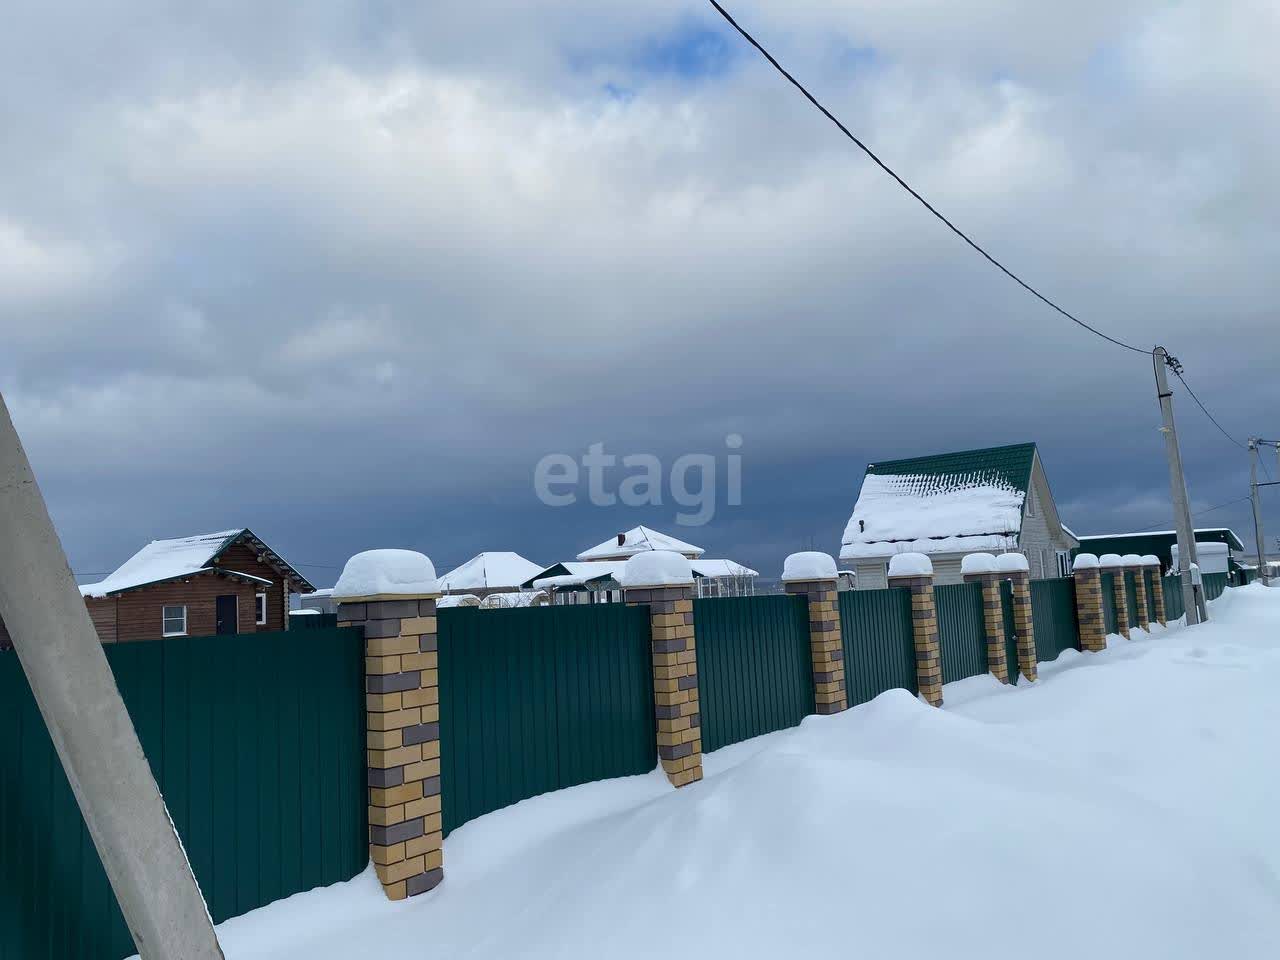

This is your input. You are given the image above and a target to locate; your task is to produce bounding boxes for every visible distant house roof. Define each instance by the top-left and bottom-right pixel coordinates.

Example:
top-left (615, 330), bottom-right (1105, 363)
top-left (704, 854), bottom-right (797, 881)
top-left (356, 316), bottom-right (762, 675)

top-left (438, 552), bottom-right (545, 592)
top-left (526, 558), bottom-right (757, 590)
top-left (1074, 528), bottom-right (1246, 569)
top-left (80, 528), bottom-right (314, 598)
top-left (576, 526), bottom-right (705, 561)
top-left (841, 443), bottom-right (1038, 561)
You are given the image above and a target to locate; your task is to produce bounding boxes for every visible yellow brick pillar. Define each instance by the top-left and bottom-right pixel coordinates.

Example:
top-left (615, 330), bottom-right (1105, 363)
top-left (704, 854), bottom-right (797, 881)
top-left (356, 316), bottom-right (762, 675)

top-left (622, 552), bottom-right (703, 788)
top-left (1071, 554), bottom-right (1107, 653)
top-left (1007, 573), bottom-right (1038, 683)
top-left (961, 554), bottom-right (1009, 684)
top-left (1100, 554), bottom-right (1129, 639)
top-left (1125, 555), bottom-right (1150, 632)
top-left (887, 553), bottom-right (943, 707)
top-left (782, 552), bottom-right (847, 715)
top-left (335, 550), bottom-right (444, 901)
top-left (1145, 556), bottom-right (1167, 626)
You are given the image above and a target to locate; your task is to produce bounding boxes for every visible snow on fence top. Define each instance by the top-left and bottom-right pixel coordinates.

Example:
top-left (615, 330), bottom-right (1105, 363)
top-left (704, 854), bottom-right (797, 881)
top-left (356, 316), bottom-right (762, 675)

top-left (1121, 554), bottom-right (1144, 567)
top-left (618, 550), bottom-right (693, 588)
top-left (995, 553), bottom-right (1030, 574)
top-left (1141, 555), bottom-right (1161, 567)
top-left (960, 553), bottom-right (998, 575)
top-left (333, 549), bottom-right (438, 599)
top-left (887, 553), bottom-right (933, 577)
top-left (1072, 553), bottom-right (1100, 571)
top-left (781, 552), bottom-right (837, 582)
top-left (1099, 553), bottom-right (1124, 567)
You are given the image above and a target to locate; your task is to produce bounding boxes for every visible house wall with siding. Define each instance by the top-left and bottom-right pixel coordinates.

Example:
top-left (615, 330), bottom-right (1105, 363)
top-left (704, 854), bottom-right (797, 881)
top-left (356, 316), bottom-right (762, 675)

top-left (214, 542), bottom-right (291, 632)
top-left (97, 575), bottom-right (261, 642)
top-left (1015, 460), bottom-right (1076, 579)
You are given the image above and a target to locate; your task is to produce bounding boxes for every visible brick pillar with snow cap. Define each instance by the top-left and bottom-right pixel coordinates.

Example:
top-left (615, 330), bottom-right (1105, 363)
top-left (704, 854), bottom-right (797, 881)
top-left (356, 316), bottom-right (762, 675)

top-left (1144, 556), bottom-right (1167, 625)
top-left (1124, 554), bottom-right (1150, 631)
top-left (622, 551), bottom-right (703, 787)
top-left (962, 553), bottom-right (1010, 684)
top-left (996, 553), bottom-right (1037, 683)
top-left (1072, 553), bottom-right (1107, 652)
top-left (782, 552), bottom-right (847, 715)
top-left (887, 553), bottom-right (943, 707)
top-left (1099, 554), bottom-right (1129, 639)
top-left (334, 549), bottom-right (444, 900)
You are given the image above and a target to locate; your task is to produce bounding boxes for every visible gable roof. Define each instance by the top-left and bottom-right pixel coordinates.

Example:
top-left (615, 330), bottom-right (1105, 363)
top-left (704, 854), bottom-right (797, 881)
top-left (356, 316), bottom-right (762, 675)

top-left (576, 525), bottom-right (705, 561)
top-left (438, 552), bottom-right (545, 591)
top-left (840, 443), bottom-right (1037, 561)
top-left (80, 528), bottom-right (314, 598)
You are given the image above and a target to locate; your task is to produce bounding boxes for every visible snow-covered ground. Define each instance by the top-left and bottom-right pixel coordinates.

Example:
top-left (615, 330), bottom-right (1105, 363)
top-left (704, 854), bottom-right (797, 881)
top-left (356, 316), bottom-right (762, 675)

top-left (194, 584), bottom-right (1280, 960)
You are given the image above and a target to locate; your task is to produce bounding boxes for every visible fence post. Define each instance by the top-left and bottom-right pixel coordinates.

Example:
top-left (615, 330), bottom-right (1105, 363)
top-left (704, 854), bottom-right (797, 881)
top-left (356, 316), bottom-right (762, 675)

top-left (782, 553), bottom-right (847, 715)
top-left (886, 553), bottom-right (943, 707)
top-left (621, 552), bottom-right (703, 788)
top-left (1144, 556), bottom-right (1166, 625)
top-left (1124, 555), bottom-right (1150, 631)
top-left (961, 553), bottom-right (1009, 684)
top-left (1099, 554), bottom-right (1129, 639)
top-left (1071, 554), bottom-right (1107, 652)
top-left (334, 550), bottom-right (443, 901)
top-left (997, 554), bottom-right (1038, 683)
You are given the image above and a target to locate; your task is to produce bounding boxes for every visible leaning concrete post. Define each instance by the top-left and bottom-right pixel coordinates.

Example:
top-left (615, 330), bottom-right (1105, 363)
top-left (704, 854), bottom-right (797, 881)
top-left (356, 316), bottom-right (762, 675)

top-left (782, 552), bottom-right (847, 715)
top-left (1124, 554), bottom-right (1150, 631)
top-left (997, 554), bottom-right (1037, 683)
top-left (961, 553), bottom-right (1009, 684)
top-left (1099, 554), bottom-right (1129, 639)
top-left (1072, 553), bottom-right (1107, 652)
top-left (1144, 556), bottom-right (1167, 625)
top-left (887, 553), bottom-right (943, 707)
top-left (621, 552), bottom-right (703, 788)
top-left (334, 550), bottom-right (443, 901)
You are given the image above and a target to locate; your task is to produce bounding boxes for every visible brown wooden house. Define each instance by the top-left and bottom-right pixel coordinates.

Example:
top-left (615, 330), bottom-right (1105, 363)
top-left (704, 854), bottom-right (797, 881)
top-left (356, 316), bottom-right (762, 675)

top-left (0, 529), bottom-right (314, 649)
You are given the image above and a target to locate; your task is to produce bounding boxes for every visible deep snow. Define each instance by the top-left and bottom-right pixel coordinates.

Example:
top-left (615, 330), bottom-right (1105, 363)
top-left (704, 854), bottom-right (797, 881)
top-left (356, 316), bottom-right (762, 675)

top-left (187, 585), bottom-right (1280, 960)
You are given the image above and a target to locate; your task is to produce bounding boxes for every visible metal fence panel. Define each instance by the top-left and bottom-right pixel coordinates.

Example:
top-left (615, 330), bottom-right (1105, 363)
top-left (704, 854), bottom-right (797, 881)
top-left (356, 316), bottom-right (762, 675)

top-left (1143, 570), bottom-right (1157, 622)
top-left (1203, 572), bottom-right (1228, 601)
top-left (1030, 578), bottom-right (1079, 662)
top-left (1164, 574), bottom-right (1185, 621)
top-left (935, 582), bottom-right (987, 683)
top-left (694, 595), bottom-right (813, 753)
top-left (839, 588), bottom-right (917, 706)
top-left (1101, 572), bottom-right (1118, 635)
top-left (0, 627), bottom-right (365, 960)
top-left (437, 604), bottom-right (655, 838)
top-left (1123, 571), bottom-right (1140, 625)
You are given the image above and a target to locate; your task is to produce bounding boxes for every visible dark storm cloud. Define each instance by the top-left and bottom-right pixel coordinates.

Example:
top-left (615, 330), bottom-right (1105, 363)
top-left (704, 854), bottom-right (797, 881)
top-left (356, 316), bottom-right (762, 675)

top-left (2, 0), bottom-right (1278, 580)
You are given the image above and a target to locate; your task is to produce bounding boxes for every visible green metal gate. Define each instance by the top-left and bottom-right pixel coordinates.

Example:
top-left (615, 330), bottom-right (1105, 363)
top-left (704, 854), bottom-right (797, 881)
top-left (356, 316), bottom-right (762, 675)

top-left (935, 582), bottom-right (987, 683)
top-left (839, 588), bottom-right (917, 705)
top-left (694, 595), bottom-right (813, 753)
top-left (1029, 578), bottom-right (1079, 662)
top-left (437, 604), bottom-right (655, 837)
top-left (999, 580), bottom-right (1020, 684)
top-left (1, 628), bottom-right (366, 960)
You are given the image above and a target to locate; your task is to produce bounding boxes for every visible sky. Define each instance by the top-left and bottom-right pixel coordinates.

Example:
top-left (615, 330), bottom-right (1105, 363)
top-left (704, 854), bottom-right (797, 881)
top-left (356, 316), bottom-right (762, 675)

top-left (3, 0), bottom-right (1279, 585)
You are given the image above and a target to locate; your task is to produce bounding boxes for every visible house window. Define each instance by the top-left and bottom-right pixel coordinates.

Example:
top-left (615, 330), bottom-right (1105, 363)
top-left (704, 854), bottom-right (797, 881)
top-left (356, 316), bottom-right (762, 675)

top-left (1056, 550), bottom-right (1072, 578)
top-left (162, 605), bottom-right (187, 637)
top-left (255, 592), bottom-right (268, 625)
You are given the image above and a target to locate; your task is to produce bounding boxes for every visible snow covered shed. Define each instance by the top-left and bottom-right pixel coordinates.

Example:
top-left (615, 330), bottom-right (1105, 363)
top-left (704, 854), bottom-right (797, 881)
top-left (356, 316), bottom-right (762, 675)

top-left (1073, 528), bottom-right (1246, 575)
top-left (73, 529), bottom-right (314, 643)
top-left (437, 552), bottom-right (545, 599)
top-left (840, 442), bottom-right (1078, 588)
top-left (576, 525), bottom-right (705, 562)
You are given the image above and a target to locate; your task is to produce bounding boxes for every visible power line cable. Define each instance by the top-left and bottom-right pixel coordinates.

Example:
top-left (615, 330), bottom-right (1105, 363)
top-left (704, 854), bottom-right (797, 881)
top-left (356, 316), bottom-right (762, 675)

top-left (1167, 367), bottom-right (1245, 449)
top-left (1191, 496), bottom-right (1250, 518)
top-left (705, 0), bottom-right (1152, 355)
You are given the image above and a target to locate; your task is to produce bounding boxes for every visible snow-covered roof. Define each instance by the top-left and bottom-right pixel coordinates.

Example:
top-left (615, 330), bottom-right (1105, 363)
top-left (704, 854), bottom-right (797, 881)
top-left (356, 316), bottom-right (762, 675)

top-left (438, 552), bottom-right (545, 592)
top-left (80, 529), bottom-right (279, 598)
top-left (576, 526), bottom-right (705, 561)
top-left (531, 561), bottom-right (629, 590)
top-left (841, 444), bottom-right (1036, 562)
top-left (690, 559), bottom-right (759, 579)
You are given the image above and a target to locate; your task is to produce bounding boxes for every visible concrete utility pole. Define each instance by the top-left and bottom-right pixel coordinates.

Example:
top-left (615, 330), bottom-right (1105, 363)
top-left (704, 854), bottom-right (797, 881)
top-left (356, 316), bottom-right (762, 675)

top-left (0, 393), bottom-right (223, 960)
top-left (1153, 347), bottom-right (1202, 624)
top-left (1250, 439), bottom-right (1270, 586)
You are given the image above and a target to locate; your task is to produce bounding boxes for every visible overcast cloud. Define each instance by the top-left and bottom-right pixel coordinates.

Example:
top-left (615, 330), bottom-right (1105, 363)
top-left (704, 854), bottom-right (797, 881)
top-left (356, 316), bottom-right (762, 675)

top-left (3, 0), bottom-right (1278, 581)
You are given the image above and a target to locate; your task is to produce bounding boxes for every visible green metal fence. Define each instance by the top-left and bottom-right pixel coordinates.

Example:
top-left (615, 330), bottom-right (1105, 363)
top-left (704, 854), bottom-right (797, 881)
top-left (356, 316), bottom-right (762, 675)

top-left (999, 580), bottom-right (1020, 683)
top-left (1123, 572), bottom-right (1140, 626)
top-left (839, 588), bottom-right (917, 705)
top-left (1143, 570), bottom-right (1158, 622)
top-left (0, 628), bottom-right (366, 960)
top-left (1101, 572), bottom-right (1118, 635)
top-left (1203, 572), bottom-right (1228, 601)
top-left (935, 582), bottom-right (987, 683)
top-left (1164, 573), bottom-right (1185, 621)
top-left (289, 611), bottom-right (338, 630)
top-left (437, 604), bottom-right (655, 837)
top-left (694, 595), bottom-right (813, 753)
top-left (1030, 578), bottom-right (1079, 662)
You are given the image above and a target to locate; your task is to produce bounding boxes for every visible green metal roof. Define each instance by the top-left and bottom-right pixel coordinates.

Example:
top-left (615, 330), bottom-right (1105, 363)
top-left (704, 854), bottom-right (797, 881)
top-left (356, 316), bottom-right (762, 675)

top-left (865, 442), bottom-right (1037, 494)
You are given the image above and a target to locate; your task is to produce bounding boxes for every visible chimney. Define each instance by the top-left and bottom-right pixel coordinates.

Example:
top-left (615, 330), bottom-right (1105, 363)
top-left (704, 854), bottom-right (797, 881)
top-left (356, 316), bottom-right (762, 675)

top-left (617, 532), bottom-right (626, 546)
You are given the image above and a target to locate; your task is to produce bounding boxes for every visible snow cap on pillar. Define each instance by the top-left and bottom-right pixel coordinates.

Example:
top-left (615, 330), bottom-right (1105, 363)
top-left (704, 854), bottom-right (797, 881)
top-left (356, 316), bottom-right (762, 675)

top-left (995, 553), bottom-right (1030, 574)
top-left (1072, 553), bottom-right (1100, 572)
top-left (1098, 553), bottom-right (1124, 568)
top-left (781, 551), bottom-right (837, 582)
top-left (888, 552), bottom-right (933, 577)
top-left (960, 552), bottom-right (998, 575)
top-left (1141, 555), bottom-right (1161, 567)
top-left (333, 549), bottom-right (438, 599)
top-left (1121, 554), bottom-right (1144, 567)
top-left (618, 550), bottom-right (693, 588)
